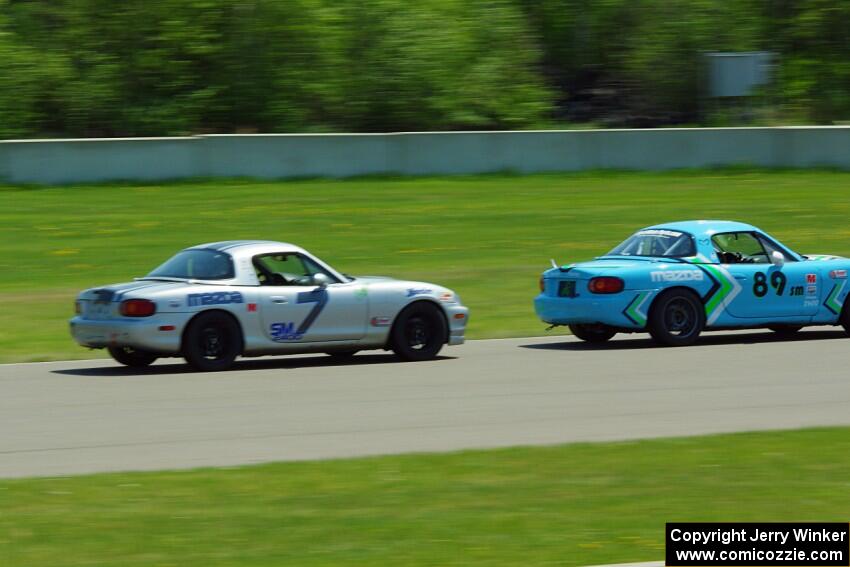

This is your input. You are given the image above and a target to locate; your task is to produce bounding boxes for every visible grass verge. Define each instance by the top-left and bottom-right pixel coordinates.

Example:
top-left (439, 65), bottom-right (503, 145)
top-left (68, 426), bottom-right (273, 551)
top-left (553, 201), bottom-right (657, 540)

top-left (2, 427), bottom-right (849, 566)
top-left (4, 170), bottom-right (850, 362)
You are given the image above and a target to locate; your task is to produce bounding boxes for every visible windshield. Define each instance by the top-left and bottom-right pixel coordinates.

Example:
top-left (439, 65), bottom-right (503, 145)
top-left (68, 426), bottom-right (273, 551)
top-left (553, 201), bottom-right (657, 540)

top-left (607, 229), bottom-right (696, 258)
top-left (147, 249), bottom-right (235, 280)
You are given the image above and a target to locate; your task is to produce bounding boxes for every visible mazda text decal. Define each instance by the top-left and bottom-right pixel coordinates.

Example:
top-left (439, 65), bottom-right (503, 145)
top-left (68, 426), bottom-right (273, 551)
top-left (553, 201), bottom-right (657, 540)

top-left (650, 270), bottom-right (705, 283)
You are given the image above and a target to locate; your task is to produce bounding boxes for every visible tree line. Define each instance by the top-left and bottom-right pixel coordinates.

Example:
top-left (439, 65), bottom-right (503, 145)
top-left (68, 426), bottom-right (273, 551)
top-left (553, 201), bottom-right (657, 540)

top-left (1, 0), bottom-right (848, 139)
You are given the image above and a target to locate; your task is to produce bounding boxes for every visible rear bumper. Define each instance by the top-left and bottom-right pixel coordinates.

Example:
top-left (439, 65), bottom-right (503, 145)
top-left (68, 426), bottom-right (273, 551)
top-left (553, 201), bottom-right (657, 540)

top-left (534, 291), bottom-right (651, 329)
top-left (69, 315), bottom-right (184, 354)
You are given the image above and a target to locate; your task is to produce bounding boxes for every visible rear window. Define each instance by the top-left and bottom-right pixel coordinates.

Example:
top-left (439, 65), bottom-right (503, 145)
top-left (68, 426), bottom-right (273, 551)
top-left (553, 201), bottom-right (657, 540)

top-left (148, 249), bottom-right (234, 280)
top-left (608, 229), bottom-right (696, 258)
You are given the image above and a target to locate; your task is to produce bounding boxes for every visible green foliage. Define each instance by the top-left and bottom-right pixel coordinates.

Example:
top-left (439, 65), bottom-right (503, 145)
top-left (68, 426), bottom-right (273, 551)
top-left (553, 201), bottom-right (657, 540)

top-left (0, 0), bottom-right (552, 137)
top-left (1, 0), bottom-right (850, 137)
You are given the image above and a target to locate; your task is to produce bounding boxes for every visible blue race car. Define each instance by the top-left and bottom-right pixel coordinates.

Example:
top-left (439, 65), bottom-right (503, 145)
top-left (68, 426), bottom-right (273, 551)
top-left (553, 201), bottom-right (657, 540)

top-left (534, 220), bottom-right (850, 346)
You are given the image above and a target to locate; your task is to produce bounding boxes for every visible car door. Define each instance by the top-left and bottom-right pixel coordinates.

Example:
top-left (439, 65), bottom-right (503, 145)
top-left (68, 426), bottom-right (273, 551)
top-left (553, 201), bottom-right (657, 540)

top-left (714, 232), bottom-right (818, 319)
top-left (254, 252), bottom-right (367, 344)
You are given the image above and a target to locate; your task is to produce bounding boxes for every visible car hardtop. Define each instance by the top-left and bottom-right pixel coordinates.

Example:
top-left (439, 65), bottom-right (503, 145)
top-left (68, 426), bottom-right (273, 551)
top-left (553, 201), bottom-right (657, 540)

top-left (642, 220), bottom-right (758, 239)
top-left (605, 220), bottom-right (803, 264)
top-left (188, 240), bottom-right (305, 255)
top-left (149, 240), bottom-right (347, 286)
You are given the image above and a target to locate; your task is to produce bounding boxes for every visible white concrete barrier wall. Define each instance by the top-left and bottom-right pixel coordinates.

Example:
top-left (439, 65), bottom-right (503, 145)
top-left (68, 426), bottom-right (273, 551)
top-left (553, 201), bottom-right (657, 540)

top-left (1, 127), bottom-right (849, 185)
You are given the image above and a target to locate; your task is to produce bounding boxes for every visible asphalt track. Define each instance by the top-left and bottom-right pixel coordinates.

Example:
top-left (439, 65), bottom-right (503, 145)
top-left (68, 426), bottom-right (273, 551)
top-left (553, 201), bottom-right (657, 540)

top-left (2, 327), bottom-right (850, 478)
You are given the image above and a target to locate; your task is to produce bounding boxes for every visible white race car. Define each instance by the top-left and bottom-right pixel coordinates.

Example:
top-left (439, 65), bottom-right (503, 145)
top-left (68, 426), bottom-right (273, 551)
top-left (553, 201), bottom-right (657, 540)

top-left (70, 241), bottom-right (469, 371)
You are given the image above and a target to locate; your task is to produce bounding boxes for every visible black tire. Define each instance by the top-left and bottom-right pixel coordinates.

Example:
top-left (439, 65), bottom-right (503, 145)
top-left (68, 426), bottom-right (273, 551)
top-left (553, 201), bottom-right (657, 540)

top-left (389, 302), bottom-right (448, 361)
top-left (326, 350), bottom-right (358, 359)
top-left (647, 289), bottom-right (705, 347)
top-left (182, 311), bottom-right (243, 371)
top-left (569, 324), bottom-right (616, 343)
top-left (768, 325), bottom-right (803, 336)
top-left (108, 346), bottom-right (158, 367)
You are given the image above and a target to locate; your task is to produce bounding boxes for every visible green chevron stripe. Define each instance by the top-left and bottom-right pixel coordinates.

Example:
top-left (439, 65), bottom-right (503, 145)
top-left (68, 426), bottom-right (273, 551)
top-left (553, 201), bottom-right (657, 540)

top-left (625, 291), bottom-right (649, 326)
top-left (695, 263), bottom-right (736, 320)
top-left (825, 282), bottom-right (845, 314)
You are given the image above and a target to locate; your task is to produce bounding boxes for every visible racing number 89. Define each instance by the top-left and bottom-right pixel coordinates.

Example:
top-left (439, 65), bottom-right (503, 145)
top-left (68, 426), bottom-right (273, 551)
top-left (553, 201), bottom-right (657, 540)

top-left (753, 271), bottom-right (786, 297)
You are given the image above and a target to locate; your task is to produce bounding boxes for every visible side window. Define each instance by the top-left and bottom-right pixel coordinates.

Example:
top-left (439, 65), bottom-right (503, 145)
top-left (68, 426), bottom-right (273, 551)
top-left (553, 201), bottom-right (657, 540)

top-left (757, 235), bottom-right (797, 263)
top-left (712, 232), bottom-right (770, 264)
top-left (253, 253), bottom-right (335, 286)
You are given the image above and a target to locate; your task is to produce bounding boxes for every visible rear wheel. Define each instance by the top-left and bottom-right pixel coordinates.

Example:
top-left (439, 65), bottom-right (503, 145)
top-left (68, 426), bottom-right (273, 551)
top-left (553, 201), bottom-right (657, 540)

top-left (182, 312), bottom-right (242, 371)
top-left (768, 325), bottom-right (803, 336)
top-left (390, 302), bottom-right (447, 361)
top-left (108, 346), bottom-right (157, 367)
top-left (569, 324), bottom-right (616, 343)
top-left (648, 289), bottom-right (704, 346)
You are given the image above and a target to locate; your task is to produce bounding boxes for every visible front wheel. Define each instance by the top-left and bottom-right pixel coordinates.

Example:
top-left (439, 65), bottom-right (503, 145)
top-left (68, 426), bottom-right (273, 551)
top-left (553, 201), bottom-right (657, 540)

top-left (648, 290), bottom-right (705, 347)
top-left (182, 312), bottom-right (242, 371)
top-left (108, 346), bottom-right (158, 367)
top-left (389, 302), bottom-right (448, 361)
top-left (569, 324), bottom-right (616, 343)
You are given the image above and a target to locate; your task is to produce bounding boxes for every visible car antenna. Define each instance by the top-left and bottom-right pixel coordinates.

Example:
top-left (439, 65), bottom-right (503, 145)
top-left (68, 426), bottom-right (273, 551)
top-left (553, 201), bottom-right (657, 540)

top-left (550, 259), bottom-right (558, 269)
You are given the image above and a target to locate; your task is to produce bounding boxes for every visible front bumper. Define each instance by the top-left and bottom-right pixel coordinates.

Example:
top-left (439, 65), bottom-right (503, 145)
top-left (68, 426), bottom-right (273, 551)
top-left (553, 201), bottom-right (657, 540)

top-left (69, 314), bottom-right (185, 354)
top-left (443, 303), bottom-right (469, 345)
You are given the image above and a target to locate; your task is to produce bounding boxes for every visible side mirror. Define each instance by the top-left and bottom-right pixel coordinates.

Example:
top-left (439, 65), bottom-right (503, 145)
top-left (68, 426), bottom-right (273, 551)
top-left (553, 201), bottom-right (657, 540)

top-left (771, 250), bottom-right (785, 267)
top-left (311, 273), bottom-right (331, 288)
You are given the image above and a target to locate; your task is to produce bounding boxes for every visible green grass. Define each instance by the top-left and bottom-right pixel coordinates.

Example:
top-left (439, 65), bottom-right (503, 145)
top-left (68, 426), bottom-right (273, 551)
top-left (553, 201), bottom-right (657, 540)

top-left (2, 427), bottom-right (849, 566)
top-left (4, 169), bottom-right (850, 362)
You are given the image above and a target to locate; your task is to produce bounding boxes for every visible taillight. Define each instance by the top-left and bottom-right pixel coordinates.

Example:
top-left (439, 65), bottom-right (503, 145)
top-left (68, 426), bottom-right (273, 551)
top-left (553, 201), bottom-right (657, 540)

top-left (539, 277), bottom-right (545, 292)
top-left (120, 299), bottom-right (156, 317)
top-left (74, 300), bottom-right (82, 314)
top-left (588, 277), bottom-right (624, 294)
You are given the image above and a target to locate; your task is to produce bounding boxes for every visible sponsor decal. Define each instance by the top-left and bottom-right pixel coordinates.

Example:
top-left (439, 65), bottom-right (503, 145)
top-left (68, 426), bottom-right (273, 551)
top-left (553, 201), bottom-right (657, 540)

top-left (355, 287), bottom-right (368, 299)
top-left (650, 270), bottom-right (705, 283)
top-left (187, 291), bottom-right (244, 307)
top-left (370, 316), bottom-right (392, 327)
top-left (406, 288), bottom-right (432, 297)
top-left (168, 300), bottom-right (182, 308)
top-left (830, 269), bottom-right (847, 279)
top-left (807, 285), bottom-right (817, 296)
top-left (270, 322), bottom-right (303, 342)
top-left (247, 303), bottom-right (257, 312)
top-left (806, 273), bottom-right (817, 284)
top-left (439, 292), bottom-right (455, 302)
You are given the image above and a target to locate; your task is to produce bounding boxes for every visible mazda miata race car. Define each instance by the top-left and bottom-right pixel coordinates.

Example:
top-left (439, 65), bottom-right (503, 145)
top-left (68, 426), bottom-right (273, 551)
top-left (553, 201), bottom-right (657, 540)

top-left (535, 220), bottom-right (850, 346)
top-left (71, 241), bottom-right (468, 370)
